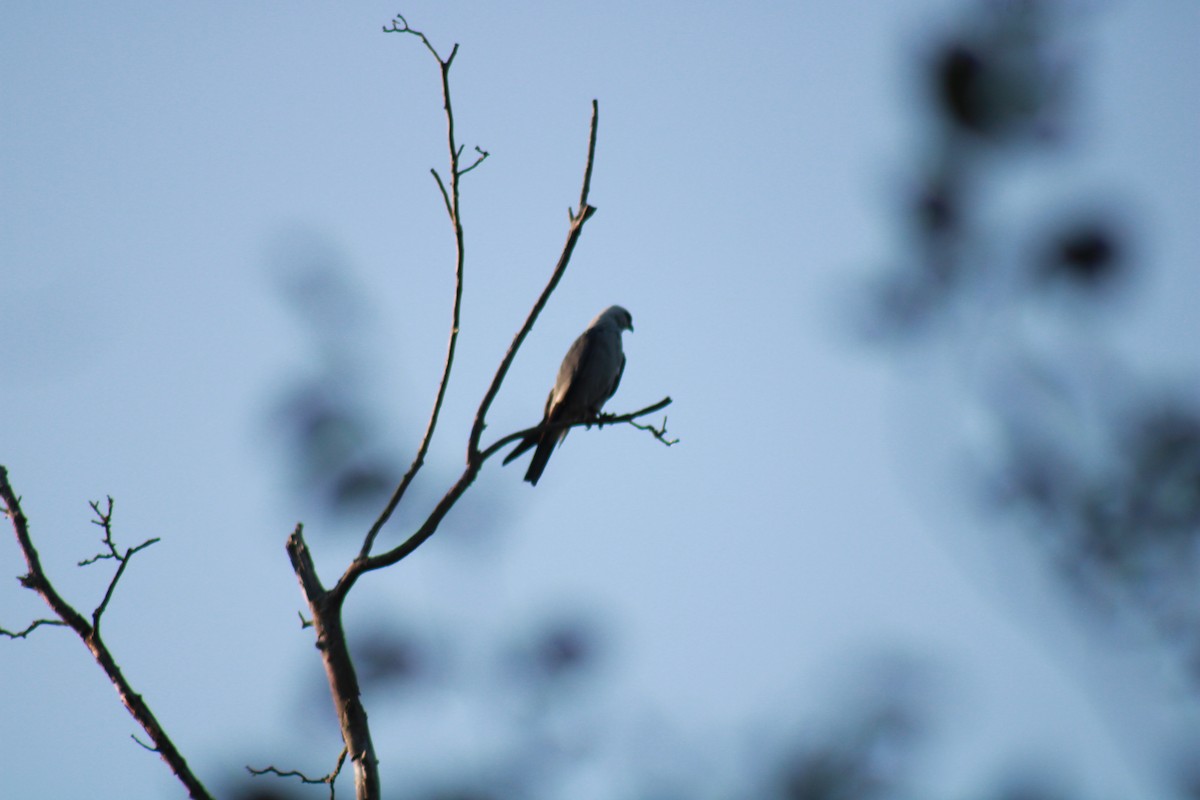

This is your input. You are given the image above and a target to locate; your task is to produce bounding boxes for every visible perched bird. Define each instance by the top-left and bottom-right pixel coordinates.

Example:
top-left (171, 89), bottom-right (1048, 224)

top-left (504, 305), bottom-right (634, 485)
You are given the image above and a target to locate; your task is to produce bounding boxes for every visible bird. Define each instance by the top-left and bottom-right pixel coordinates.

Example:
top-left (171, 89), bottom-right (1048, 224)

top-left (504, 305), bottom-right (634, 486)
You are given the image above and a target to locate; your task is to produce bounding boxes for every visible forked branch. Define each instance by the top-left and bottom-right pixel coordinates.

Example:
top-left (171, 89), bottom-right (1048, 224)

top-left (79, 496), bottom-right (160, 637)
top-left (340, 98), bottom-right (603, 587)
top-left (0, 466), bottom-right (213, 800)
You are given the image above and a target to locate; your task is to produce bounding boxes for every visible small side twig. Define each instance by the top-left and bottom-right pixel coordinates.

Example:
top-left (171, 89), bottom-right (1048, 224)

top-left (248, 745), bottom-right (349, 800)
top-left (623, 414), bottom-right (680, 446)
top-left (0, 617), bottom-right (67, 639)
top-left (459, 145), bottom-right (489, 175)
top-left (131, 733), bottom-right (159, 752)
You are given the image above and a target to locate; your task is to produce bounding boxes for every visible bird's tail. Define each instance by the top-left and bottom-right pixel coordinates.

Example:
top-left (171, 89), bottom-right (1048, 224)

top-left (523, 430), bottom-right (559, 486)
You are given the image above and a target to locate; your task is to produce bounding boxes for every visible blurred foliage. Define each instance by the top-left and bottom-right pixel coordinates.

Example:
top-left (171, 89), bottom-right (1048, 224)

top-left (864, 0), bottom-right (1200, 792)
top-left (267, 236), bottom-right (405, 525)
top-left (868, 0), bottom-right (1200, 686)
top-left (767, 686), bottom-right (922, 800)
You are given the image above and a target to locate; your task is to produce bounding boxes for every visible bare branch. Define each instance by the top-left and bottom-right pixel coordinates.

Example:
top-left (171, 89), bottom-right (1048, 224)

top-left (287, 526), bottom-right (379, 799)
top-left (359, 15), bottom-right (488, 563)
top-left (0, 617), bottom-right (67, 639)
top-left (575, 99), bottom-right (600, 216)
top-left (625, 413), bottom-right (680, 447)
top-left (467, 99), bottom-right (601, 458)
top-left (459, 145), bottom-right (490, 175)
top-left (74, 496), bottom-right (163, 635)
top-left (91, 539), bottom-right (159, 635)
top-left (78, 497), bottom-right (119, 565)
top-left (0, 465), bottom-right (213, 800)
top-left (479, 397), bottom-right (675, 461)
top-left (383, 14), bottom-right (450, 63)
top-left (249, 746), bottom-right (349, 800)
top-left (430, 167), bottom-right (453, 220)
top-left (131, 733), bottom-right (159, 752)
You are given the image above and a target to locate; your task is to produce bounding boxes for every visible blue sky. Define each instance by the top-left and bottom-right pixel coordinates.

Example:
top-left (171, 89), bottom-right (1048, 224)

top-left (3, 2), bottom-right (1198, 797)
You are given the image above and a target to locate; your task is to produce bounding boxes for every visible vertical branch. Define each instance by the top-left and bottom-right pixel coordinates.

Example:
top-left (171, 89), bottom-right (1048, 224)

top-left (0, 466), bottom-right (214, 800)
top-left (362, 21), bottom-right (488, 561)
top-left (288, 526), bottom-right (379, 800)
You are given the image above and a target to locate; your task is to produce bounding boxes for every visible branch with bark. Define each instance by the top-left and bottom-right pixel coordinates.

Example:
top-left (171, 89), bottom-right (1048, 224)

top-left (0, 466), bottom-right (214, 800)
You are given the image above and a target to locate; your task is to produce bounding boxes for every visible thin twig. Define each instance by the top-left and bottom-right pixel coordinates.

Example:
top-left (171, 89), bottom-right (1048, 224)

top-left (78, 497), bottom-right (119, 565)
top-left (80, 498), bottom-right (160, 634)
top-left (430, 168), bottom-right (453, 220)
top-left (479, 397), bottom-right (675, 461)
top-left (626, 414), bottom-right (680, 447)
top-left (248, 746), bottom-right (349, 800)
top-left (0, 617), bottom-right (67, 639)
top-left (131, 733), bottom-right (159, 752)
top-left (459, 145), bottom-right (489, 175)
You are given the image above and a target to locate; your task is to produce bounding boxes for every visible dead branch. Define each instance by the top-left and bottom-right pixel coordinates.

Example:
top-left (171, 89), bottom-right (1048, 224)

top-left (479, 396), bottom-right (676, 461)
top-left (623, 412), bottom-right (680, 447)
top-left (249, 745), bottom-right (349, 800)
top-left (77, 496), bottom-right (160, 637)
top-left (285, 526), bottom-right (380, 799)
top-left (0, 465), bottom-right (213, 800)
top-left (0, 617), bottom-right (66, 639)
top-left (361, 15), bottom-right (490, 564)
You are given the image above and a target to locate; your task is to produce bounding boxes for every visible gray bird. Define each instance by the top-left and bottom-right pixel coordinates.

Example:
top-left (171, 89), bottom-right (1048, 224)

top-left (504, 305), bottom-right (634, 485)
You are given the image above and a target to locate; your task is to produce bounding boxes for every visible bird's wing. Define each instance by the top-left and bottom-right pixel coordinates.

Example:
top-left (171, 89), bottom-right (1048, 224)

top-left (502, 333), bottom-right (592, 467)
top-left (606, 353), bottom-right (626, 407)
top-left (549, 322), bottom-right (624, 421)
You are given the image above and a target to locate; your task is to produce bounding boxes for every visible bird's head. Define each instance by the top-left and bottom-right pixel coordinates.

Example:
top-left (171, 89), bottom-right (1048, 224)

top-left (596, 305), bottom-right (634, 333)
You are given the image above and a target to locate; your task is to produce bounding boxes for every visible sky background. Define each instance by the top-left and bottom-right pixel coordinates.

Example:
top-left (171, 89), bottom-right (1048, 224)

top-left (3, 2), bottom-right (1198, 798)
